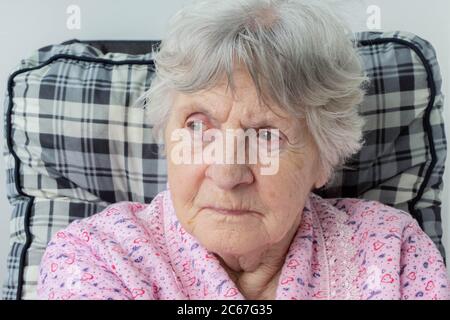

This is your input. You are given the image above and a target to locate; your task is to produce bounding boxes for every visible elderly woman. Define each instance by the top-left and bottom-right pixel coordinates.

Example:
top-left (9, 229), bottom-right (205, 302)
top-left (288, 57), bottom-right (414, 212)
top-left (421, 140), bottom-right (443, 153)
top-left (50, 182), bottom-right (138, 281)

top-left (37, 0), bottom-right (450, 300)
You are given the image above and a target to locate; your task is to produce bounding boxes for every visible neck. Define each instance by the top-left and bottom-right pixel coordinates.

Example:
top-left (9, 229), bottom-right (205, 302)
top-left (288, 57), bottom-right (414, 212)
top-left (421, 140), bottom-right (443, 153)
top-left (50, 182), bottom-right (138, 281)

top-left (214, 214), bottom-right (301, 300)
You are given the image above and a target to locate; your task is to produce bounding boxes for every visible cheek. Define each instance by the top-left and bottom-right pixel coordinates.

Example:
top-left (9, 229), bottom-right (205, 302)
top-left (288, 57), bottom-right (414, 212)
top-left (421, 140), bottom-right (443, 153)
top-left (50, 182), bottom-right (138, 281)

top-left (165, 122), bottom-right (201, 203)
top-left (259, 173), bottom-right (301, 222)
top-left (168, 162), bottom-right (205, 207)
top-left (256, 153), bottom-right (316, 225)
top-left (261, 156), bottom-right (311, 198)
top-left (165, 133), bottom-right (204, 207)
top-left (167, 162), bottom-right (208, 236)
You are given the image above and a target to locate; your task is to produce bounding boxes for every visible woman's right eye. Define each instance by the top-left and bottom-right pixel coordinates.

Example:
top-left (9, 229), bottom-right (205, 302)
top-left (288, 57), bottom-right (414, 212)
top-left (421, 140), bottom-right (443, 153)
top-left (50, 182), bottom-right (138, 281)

top-left (186, 119), bottom-right (206, 133)
top-left (185, 112), bottom-right (211, 133)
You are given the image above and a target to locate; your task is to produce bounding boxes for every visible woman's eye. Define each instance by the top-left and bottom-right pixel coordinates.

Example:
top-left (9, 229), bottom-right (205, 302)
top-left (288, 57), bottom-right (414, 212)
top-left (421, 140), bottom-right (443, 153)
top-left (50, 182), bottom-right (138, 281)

top-left (186, 120), bottom-right (204, 132)
top-left (258, 128), bottom-right (280, 142)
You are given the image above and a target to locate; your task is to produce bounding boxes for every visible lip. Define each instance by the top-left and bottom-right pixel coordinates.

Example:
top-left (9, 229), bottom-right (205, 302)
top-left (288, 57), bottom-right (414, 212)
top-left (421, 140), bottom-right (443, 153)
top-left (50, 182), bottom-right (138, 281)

top-left (203, 206), bottom-right (253, 216)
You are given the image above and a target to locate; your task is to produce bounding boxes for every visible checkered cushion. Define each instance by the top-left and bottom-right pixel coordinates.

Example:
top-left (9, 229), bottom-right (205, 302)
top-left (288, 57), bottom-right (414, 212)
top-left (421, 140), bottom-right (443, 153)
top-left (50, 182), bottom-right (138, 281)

top-left (2, 31), bottom-right (447, 299)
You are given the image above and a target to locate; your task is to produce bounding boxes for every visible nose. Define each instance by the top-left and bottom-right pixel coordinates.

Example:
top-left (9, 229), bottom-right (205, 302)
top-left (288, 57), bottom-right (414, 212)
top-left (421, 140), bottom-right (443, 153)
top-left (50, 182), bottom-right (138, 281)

top-left (205, 164), bottom-right (254, 190)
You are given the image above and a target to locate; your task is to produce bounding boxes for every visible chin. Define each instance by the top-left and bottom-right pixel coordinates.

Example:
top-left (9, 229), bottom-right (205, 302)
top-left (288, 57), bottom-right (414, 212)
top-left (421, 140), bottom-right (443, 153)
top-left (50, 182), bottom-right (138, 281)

top-left (195, 227), bottom-right (262, 256)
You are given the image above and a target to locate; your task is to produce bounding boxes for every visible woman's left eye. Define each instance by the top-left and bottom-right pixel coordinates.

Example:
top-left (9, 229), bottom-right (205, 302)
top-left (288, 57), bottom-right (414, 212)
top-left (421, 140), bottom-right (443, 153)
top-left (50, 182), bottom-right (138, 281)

top-left (258, 128), bottom-right (281, 141)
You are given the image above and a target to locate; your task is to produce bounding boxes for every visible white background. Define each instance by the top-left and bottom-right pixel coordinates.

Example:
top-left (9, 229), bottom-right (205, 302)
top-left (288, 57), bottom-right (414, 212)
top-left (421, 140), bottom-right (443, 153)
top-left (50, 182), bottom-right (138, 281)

top-left (0, 0), bottom-right (449, 291)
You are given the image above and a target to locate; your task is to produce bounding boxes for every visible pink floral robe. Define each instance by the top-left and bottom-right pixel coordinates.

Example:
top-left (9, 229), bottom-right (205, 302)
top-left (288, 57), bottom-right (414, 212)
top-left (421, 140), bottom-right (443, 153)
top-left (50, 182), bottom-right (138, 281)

top-left (37, 189), bottom-right (450, 300)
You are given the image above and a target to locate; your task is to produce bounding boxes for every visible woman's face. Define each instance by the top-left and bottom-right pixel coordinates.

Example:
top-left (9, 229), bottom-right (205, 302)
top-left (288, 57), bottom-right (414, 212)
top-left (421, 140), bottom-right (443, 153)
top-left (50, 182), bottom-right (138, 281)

top-left (164, 68), bottom-right (327, 257)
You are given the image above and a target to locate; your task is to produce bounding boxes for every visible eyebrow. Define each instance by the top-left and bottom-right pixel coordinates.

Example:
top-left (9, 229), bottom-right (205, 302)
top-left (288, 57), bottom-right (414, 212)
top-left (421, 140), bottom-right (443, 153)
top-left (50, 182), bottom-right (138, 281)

top-left (181, 100), bottom-right (220, 121)
top-left (182, 99), bottom-right (287, 128)
top-left (240, 120), bottom-right (269, 130)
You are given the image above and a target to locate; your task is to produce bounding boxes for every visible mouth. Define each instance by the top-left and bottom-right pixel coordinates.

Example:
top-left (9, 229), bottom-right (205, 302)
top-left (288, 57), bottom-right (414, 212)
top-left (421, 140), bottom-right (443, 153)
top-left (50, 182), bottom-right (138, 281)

top-left (202, 206), bottom-right (255, 216)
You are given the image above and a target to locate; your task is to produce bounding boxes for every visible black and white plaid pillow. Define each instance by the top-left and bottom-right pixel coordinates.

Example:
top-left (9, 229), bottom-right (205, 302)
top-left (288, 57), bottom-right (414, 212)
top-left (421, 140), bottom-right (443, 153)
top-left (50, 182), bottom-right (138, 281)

top-left (2, 31), bottom-right (447, 299)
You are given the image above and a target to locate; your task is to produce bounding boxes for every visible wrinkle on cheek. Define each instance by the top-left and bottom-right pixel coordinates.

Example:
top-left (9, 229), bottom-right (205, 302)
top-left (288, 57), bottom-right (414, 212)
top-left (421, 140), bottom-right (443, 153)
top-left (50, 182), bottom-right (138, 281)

top-left (186, 208), bottom-right (201, 228)
top-left (170, 166), bottom-right (204, 234)
top-left (282, 146), bottom-right (318, 191)
top-left (182, 198), bottom-right (200, 234)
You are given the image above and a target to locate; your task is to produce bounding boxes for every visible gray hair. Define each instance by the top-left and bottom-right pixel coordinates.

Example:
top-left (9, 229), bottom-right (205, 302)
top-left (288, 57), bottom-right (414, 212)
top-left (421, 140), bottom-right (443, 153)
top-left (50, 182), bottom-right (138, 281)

top-left (138, 0), bottom-right (369, 187)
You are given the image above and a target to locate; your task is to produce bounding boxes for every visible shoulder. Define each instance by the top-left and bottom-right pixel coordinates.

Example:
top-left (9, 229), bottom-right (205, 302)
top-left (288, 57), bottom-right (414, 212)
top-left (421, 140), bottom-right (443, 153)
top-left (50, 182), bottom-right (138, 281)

top-left (310, 194), bottom-right (450, 299)
top-left (317, 195), bottom-right (431, 258)
top-left (310, 194), bottom-right (416, 246)
top-left (37, 190), bottom-right (170, 300)
top-left (58, 190), bottom-right (168, 245)
top-left (316, 194), bottom-right (418, 241)
top-left (313, 192), bottom-right (450, 299)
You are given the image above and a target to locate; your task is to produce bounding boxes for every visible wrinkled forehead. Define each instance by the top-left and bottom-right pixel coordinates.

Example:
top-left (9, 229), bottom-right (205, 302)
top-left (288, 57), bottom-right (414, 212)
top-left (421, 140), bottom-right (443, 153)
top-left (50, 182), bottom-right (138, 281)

top-left (172, 67), bottom-right (294, 124)
top-left (173, 88), bottom-right (292, 127)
